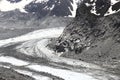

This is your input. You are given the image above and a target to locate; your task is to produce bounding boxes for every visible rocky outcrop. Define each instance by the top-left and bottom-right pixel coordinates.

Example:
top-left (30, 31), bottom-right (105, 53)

top-left (53, 0), bottom-right (120, 62)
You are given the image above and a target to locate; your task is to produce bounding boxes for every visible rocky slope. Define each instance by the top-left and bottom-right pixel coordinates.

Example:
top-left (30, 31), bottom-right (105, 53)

top-left (51, 0), bottom-right (120, 70)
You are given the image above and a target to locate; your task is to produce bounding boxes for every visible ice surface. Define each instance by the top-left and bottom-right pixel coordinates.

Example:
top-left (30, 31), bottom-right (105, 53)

top-left (0, 56), bottom-right (29, 66)
top-left (0, 27), bottom-right (64, 47)
top-left (27, 64), bottom-right (97, 80)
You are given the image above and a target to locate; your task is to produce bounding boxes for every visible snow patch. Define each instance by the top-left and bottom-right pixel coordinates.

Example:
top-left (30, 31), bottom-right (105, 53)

top-left (0, 0), bottom-right (34, 12)
top-left (35, 0), bottom-right (49, 3)
top-left (0, 0), bottom-right (51, 12)
top-left (69, 0), bottom-right (81, 17)
top-left (44, 4), bottom-right (55, 10)
top-left (50, 5), bottom-right (55, 10)
top-left (105, 6), bottom-right (120, 16)
top-left (111, 0), bottom-right (120, 5)
top-left (88, 0), bottom-right (120, 16)
top-left (105, 0), bottom-right (120, 16)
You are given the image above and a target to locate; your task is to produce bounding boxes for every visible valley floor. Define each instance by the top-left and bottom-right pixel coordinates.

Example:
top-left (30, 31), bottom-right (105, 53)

top-left (0, 27), bottom-right (119, 80)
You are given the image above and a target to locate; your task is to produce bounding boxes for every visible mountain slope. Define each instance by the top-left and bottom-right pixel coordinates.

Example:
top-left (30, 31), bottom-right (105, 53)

top-left (0, 0), bottom-right (80, 17)
top-left (51, 0), bottom-right (120, 72)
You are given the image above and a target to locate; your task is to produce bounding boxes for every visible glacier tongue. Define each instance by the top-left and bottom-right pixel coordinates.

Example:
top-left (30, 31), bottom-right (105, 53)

top-left (0, 27), bottom-right (119, 80)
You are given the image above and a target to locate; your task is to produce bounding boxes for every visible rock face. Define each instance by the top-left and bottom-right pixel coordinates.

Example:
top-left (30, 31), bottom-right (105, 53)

top-left (25, 0), bottom-right (74, 18)
top-left (54, 0), bottom-right (120, 62)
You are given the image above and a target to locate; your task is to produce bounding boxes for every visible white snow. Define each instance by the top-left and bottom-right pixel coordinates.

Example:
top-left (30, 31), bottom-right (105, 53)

top-left (0, 56), bottom-right (29, 66)
top-left (27, 64), bottom-right (97, 80)
top-left (105, 0), bottom-right (120, 16)
top-left (0, 0), bottom-right (49, 12)
top-left (89, 0), bottom-right (120, 16)
top-left (0, 0), bottom-right (34, 12)
top-left (15, 69), bottom-right (52, 80)
top-left (35, 0), bottom-right (49, 3)
top-left (86, 0), bottom-right (120, 16)
top-left (69, 0), bottom-right (80, 17)
top-left (43, 4), bottom-right (55, 10)
top-left (90, 0), bottom-right (94, 2)
top-left (86, 0), bottom-right (101, 16)
top-left (105, 6), bottom-right (120, 16)
top-left (111, 0), bottom-right (120, 5)
top-left (50, 5), bottom-right (55, 10)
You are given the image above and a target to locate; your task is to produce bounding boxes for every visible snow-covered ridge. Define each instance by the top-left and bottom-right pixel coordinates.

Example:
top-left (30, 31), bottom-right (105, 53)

top-left (0, 0), bottom-right (49, 12)
top-left (0, 0), bottom-right (80, 17)
top-left (85, 0), bottom-right (120, 16)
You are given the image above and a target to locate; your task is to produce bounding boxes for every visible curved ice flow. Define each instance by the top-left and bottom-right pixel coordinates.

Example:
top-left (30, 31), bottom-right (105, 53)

top-left (17, 39), bottom-right (103, 70)
top-left (7, 27), bottom-right (103, 70)
top-left (0, 56), bottom-right (97, 80)
top-left (0, 27), bottom-right (103, 69)
top-left (0, 27), bottom-right (119, 80)
top-left (0, 56), bottom-right (119, 80)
